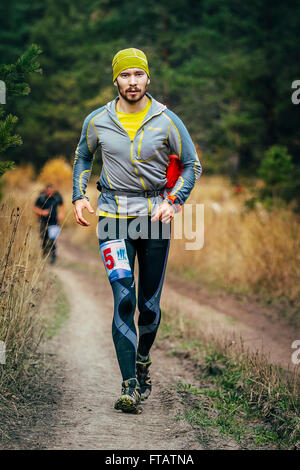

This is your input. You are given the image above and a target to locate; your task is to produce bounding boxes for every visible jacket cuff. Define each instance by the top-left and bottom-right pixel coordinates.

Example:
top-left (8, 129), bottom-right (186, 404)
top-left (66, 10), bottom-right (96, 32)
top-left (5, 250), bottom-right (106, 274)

top-left (72, 195), bottom-right (90, 205)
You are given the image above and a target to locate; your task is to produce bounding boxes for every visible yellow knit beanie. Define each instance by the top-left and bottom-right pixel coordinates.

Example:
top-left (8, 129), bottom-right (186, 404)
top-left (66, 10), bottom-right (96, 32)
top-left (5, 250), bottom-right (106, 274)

top-left (112, 48), bottom-right (150, 82)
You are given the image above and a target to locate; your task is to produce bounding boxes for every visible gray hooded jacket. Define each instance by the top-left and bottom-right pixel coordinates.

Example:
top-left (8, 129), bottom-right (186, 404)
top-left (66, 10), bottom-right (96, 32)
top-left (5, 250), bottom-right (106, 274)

top-left (72, 92), bottom-right (202, 217)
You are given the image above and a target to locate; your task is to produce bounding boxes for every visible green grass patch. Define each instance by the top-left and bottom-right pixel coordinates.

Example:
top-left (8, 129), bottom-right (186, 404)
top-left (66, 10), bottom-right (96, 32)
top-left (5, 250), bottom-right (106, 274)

top-left (44, 277), bottom-right (70, 339)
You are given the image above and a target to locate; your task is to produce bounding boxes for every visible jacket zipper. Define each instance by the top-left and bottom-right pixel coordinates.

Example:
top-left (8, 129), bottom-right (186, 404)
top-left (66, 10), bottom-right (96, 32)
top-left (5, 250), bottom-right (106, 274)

top-left (108, 109), bottom-right (166, 215)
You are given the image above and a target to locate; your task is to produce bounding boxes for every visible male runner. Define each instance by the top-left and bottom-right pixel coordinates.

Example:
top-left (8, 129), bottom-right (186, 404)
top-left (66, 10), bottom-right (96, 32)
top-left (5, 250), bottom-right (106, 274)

top-left (72, 48), bottom-right (202, 413)
top-left (34, 184), bottom-right (64, 264)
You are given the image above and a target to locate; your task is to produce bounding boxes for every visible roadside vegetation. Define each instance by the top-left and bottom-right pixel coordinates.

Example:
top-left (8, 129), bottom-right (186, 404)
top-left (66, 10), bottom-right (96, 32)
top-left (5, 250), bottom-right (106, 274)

top-left (0, 192), bottom-right (69, 443)
top-left (168, 173), bottom-right (300, 326)
top-left (158, 306), bottom-right (300, 449)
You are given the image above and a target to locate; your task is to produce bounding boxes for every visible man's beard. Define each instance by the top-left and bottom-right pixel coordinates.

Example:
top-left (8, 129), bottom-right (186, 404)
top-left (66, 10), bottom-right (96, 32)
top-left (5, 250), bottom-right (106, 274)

top-left (117, 82), bottom-right (148, 104)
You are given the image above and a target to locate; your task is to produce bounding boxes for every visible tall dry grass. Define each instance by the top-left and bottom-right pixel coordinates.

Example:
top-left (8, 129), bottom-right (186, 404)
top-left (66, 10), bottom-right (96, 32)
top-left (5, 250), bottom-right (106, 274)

top-left (2, 164), bottom-right (35, 190)
top-left (168, 175), bottom-right (300, 311)
top-left (0, 192), bottom-right (50, 392)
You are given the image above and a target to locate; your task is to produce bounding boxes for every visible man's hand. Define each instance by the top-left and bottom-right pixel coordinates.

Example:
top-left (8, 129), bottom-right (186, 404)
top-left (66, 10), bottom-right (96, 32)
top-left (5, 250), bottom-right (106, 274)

top-left (34, 207), bottom-right (50, 217)
top-left (74, 199), bottom-right (95, 226)
top-left (41, 209), bottom-right (50, 216)
top-left (151, 200), bottom-right (175, 224)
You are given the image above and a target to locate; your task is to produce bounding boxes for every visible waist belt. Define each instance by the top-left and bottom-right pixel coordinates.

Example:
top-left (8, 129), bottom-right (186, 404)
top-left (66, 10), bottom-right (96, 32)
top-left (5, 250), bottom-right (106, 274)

top-left (96, 182), bottom-right (166, 198)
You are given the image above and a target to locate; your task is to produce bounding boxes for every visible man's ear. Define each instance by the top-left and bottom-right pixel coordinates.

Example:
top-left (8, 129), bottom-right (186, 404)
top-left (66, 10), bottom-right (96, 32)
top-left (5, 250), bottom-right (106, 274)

top-left (113, 79), bottom-right (117, 87)
top-left (147, 77), bottom-right (150, 86)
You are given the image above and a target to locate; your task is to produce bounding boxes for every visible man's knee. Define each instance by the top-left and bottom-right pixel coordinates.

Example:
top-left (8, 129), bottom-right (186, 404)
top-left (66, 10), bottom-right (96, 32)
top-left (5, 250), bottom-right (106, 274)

top-left (120, 292), bottom-right (136, 317)
top-left (112, 277), bottom-right (136, 317)
top-left (138, 304), bottom-right (159, 325)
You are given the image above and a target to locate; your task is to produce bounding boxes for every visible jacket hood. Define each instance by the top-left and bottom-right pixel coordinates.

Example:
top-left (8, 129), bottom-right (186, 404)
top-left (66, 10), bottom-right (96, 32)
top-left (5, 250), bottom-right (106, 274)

top-left (105, 92), bottom-right (167, 121)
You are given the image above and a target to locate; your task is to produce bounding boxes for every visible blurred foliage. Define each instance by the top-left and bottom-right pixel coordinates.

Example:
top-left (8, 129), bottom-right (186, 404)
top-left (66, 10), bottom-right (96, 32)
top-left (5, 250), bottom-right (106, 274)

top-left (258, 145), bottom-right (294, 189)
top-left (37, 156), bottom-right (72, 189)
top-left (245, 145), bottom-right (300, 211)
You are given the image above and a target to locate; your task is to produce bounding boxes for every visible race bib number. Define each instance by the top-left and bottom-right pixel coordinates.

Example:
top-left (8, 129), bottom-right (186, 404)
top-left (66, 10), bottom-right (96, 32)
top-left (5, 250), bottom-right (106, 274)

top-left (48, 225), bottom-right (61, 240)
top-left (100, 239), bottom-right (132, 283)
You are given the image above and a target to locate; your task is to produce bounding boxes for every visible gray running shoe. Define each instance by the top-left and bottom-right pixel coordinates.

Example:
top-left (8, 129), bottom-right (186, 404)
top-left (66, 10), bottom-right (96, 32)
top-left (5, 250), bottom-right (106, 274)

top-left (114, 378), bottom-right (142, 414)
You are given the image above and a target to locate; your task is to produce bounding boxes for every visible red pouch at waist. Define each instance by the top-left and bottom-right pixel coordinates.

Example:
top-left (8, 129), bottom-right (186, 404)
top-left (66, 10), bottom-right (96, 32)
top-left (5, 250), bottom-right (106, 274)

top-left (165, 154), bottom-right (183, 190)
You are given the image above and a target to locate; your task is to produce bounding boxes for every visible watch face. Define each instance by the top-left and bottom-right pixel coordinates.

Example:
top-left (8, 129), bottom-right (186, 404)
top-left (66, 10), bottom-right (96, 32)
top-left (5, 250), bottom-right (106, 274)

top-left (167, 195), bottom-right (178, 204)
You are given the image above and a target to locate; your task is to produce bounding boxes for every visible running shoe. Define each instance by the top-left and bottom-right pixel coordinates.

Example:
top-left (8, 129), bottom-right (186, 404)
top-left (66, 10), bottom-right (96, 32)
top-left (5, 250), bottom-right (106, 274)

top-left (114, 378), bottom-right (142, 414)
top-left (136, 355), bottom-right (152, 401)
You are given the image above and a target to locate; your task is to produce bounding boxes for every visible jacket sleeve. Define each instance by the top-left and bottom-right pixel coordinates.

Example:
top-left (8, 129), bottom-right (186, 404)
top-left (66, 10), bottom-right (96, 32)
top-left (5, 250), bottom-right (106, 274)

top-left (164, 109), bottom-right (202, 205)
top-left (72, 113), bottom-right (99, 204)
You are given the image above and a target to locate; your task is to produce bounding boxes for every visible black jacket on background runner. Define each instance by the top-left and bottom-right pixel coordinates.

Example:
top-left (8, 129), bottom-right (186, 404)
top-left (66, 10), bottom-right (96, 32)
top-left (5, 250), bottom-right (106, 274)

top-left (35, 191), bottom-right (64, 226)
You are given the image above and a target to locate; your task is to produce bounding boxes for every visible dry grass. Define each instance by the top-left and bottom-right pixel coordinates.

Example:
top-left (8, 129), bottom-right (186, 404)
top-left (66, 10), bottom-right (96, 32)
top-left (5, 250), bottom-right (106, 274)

top-left (2, 164), bottom-right (35, 190)
top-left (168, 175), bottom-right (300, 311)
top-left (0, 192), bottom-right (50, 393)
top-left (0, 187), bottom-right (71, 443)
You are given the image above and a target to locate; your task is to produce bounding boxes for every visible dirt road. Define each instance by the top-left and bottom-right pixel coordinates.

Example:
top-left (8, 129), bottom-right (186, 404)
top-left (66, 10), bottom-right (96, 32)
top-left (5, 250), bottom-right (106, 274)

top-left (3, 231), bottom-right (297, 450)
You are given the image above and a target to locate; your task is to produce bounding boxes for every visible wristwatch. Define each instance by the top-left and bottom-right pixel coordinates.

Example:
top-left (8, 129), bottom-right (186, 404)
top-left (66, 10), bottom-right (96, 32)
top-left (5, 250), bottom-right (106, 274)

top-left (164, 194), bottom-right (182, 213)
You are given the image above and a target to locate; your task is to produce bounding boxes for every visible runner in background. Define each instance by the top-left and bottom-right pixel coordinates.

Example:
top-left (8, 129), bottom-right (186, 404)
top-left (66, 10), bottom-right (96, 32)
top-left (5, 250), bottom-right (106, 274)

top-left (34, 184), bottom-right (65, 264)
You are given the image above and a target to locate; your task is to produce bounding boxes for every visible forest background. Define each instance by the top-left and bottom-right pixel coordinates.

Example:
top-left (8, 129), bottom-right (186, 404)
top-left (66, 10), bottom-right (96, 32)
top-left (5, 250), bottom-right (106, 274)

top-left (1, 0), bottom-right (300, 199)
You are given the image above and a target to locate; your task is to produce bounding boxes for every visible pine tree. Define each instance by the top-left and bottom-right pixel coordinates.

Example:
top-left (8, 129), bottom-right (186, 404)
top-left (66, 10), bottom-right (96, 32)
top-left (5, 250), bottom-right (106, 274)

top-left (0, 44), bottom-right (42, 197)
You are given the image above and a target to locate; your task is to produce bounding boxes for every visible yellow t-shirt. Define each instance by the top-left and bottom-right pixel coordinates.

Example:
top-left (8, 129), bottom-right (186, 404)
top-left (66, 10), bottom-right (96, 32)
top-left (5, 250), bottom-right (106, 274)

top-left (116, 97), bottom-right (151, 141)
top-left (98, 97), bottom-right (152, 218)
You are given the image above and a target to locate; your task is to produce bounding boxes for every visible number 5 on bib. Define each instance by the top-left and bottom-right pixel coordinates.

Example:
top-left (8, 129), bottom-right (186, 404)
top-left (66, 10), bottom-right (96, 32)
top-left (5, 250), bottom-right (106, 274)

top-left (100, 239), bottom-right (132, 283)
